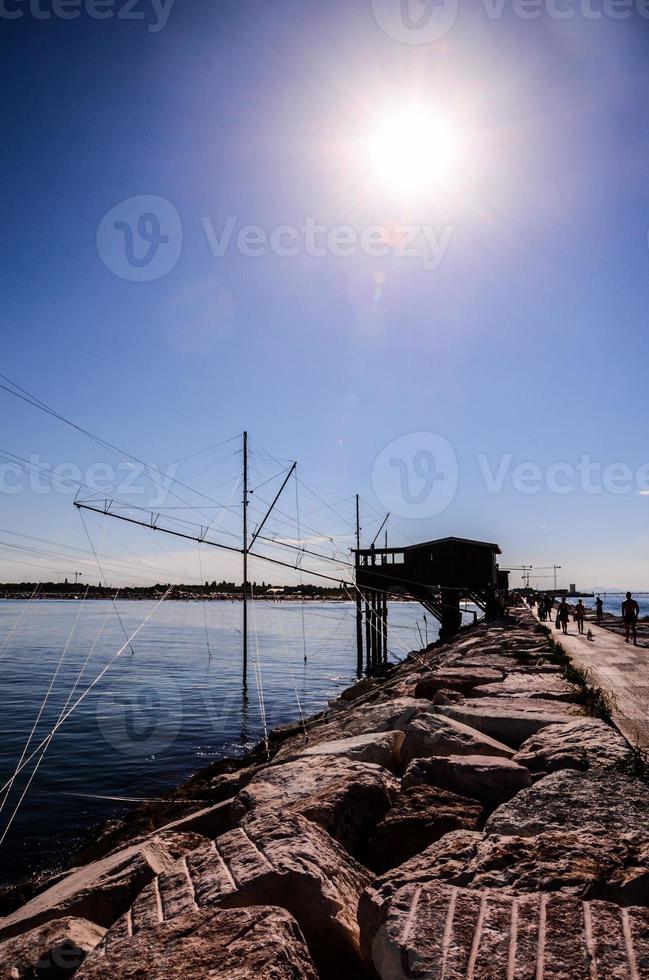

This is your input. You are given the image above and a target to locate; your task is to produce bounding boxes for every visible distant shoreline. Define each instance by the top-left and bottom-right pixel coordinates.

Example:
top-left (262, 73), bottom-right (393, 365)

top-left (0, 594), bottom-right (418, 603)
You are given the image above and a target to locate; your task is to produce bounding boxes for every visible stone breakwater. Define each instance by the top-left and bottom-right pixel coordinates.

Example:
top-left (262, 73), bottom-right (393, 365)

top-left (1, 609), bottom-right (648, 978)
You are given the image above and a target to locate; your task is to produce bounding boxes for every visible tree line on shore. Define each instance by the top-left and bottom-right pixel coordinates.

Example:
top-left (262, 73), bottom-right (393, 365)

top-left (0, 580), bottom-right (347, 600)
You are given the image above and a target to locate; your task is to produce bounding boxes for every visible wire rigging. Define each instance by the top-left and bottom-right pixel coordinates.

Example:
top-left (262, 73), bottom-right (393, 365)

top-left (78, 509), bottom-right (135, 655)
top-left (0, 586), bottom-right (175, 806)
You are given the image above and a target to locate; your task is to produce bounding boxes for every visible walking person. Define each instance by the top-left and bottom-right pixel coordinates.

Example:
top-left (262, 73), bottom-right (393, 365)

top-left (595, 596), bottom-right (604, 624)
top-left (558, 597), bottom-right (570, 635)
top-left (622, 592), bottom-right (640, 646)
top-left (574, 599), bottom-right (586, 635)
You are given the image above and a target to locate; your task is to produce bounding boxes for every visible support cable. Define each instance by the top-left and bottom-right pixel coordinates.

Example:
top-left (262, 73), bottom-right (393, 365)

top-left (78, 508), bottom-right (135, 655)
top-left (0, 586), bottom-right (175, 804)
top-left (0, 583), bottom-right (91, 818)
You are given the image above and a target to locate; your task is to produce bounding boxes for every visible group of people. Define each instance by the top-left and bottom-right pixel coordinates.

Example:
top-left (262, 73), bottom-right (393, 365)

top-left (529, 591), bottom-right (641, 644)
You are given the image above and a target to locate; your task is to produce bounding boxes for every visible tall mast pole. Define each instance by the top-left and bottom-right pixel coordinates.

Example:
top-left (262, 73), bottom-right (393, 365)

top-left (242, 431), bottom-right (249, 688)
top-left (355, 494), bottom-right (363, 676)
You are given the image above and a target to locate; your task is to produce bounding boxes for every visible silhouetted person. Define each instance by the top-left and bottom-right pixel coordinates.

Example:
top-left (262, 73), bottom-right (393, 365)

top-left (595, 596), bottom-right (604, 624)
top-left (622, 592), bottom-right (639, 645)
top-left (558, 598), bottom-right (570, 635)
top-left (574, 599), bottom-right (585, 635)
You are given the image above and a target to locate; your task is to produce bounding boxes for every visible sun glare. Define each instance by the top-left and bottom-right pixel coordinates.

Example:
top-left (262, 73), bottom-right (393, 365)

top-left (368, 104), bottom-right (463, 198)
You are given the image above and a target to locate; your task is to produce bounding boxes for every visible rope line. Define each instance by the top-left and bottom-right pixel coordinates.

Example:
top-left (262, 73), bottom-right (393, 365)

top-left (79, 509), bottom-right (135, 655)
top-left (249, 585), bottom-right (269, 759)
top-left (0, 587), bottom-right (174, 806)
top-left (0, 583), bottom-right (91, 818)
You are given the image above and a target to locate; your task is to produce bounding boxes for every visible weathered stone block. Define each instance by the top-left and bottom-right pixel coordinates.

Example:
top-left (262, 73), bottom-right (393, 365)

top-left (366, 785), bottom-right (482, 874)
top-left (76, 906), bottom-right (319, 979)
top-left (513, 718), bottom-right (630, 774)
top-left (402, 754), bottom-right (531, 807)
top-left (0, 916), bottom-right (105, 979)
top-left (396, 709), bottom-right (515, 767)
top-left (486, 769), bottom-right (649, 838)
top-left (363, 880), bottom-right (649, 978)
top-left (0, 832), bottom-right (204, 942)
top-left (232, 756), bottom-right (398, 858)
top-left (106, 813), bottom-right (370, 979)
top-left (434, 697), bottom-right (578, 748)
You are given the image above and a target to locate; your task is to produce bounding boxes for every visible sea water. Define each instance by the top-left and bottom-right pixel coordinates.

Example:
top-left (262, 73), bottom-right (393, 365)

top-left (0, 598), bottom-right (447, 886)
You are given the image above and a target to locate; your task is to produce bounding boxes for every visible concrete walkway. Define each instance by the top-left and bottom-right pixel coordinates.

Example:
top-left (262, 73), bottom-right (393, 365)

top-left (533, 609), bottom-right (649, 750)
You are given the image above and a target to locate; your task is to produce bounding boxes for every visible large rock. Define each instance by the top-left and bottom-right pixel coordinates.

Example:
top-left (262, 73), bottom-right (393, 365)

top-left (358, 830), bottom-right (482, 961)
top-left (364, 880), bottom-right (649, 978)
top-left (274, 730), bottom-right (403, 772)
top-left (471, 671), bottom-right (576, 701)
top-left (76, 906), bottom-right (319, 979)
top-left (445, 652), bottom-right (515, 672)
top-left (414, 667), bottom-right (504, 698)
top-left (462, 830), bottom-right (649, 905)
top-left (105, 813), bottom-right (369, 978)
top-left (0, 831), bottom-right (205, 942)
top-left (402, 754), bottom-right (531, 807)
top-left (272, 698), bottom-right (420, 762)
top-left (486, 769), bottom-right (649, 838)
top-left (366, 785), bottom-right (482, 874)
top-left (231, 756), bottom-right (398, 858)
top-left (147, 799), bottom-right (234, 840)
top-left (513, 718), bottom-right (630, 774)
top-left (434, 696), bottom-right (579, 747)
top-left (396, 708), bottom-right (514, 767)
top-left (0, 916), bottom-right (105, 979)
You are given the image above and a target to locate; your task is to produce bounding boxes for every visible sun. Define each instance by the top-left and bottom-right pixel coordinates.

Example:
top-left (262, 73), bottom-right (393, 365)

top-left (367, 103), bottom-right (463, 199)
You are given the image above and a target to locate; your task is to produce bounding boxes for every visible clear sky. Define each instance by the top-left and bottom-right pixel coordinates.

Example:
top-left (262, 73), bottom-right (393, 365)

top-left (2, 0), bottom-right (649, 591)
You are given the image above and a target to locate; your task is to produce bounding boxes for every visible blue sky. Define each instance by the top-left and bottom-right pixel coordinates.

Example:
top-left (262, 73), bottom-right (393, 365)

top-left (2, 0), bottom-right (649, 590)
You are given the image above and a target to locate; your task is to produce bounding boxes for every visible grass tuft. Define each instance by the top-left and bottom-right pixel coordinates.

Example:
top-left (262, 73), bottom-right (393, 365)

top-left (609, 744), bottom-right (649, 785)
top-left (544, 635), bottom-right (616, 723)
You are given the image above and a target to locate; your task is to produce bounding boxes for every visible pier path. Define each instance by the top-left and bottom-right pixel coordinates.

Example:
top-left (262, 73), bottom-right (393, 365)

top-left (533, 609), bottom-right (649, 751)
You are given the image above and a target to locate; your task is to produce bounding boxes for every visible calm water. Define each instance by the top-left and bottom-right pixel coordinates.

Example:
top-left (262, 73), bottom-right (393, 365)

top-left (570, 595), bottom-right (649, 617)
top-left (0, 598), bottom-right (442, 887)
